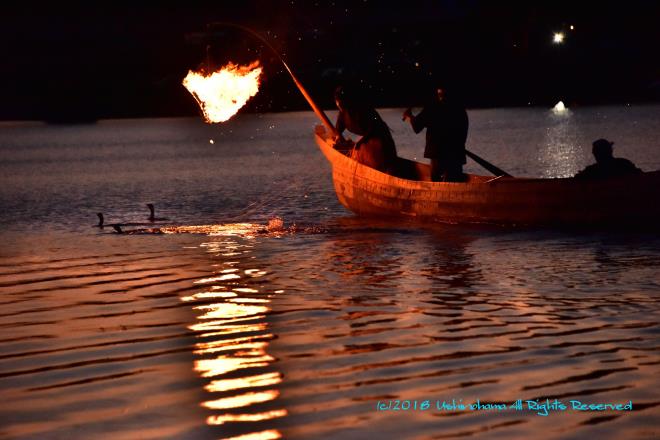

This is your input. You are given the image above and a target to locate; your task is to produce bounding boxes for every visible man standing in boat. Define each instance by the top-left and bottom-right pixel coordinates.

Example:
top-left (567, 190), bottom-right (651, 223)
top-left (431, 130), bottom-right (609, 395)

top-left (402, 85), bottom-right (468, 182)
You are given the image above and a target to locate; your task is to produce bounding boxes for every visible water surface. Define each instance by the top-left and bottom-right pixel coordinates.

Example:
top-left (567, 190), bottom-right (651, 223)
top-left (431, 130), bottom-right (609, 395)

top-left (1, 106), bottom-right (659, 439)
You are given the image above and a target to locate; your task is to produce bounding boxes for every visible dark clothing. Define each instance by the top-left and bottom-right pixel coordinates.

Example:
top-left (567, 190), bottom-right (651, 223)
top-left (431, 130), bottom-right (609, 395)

top-left (575, 158), bottom-right (642, 179)
top-left (430, 160), bottom-right (465, 182)
top-left (410, 99), bottom-right (468, 166)
top-left (336, 107), bottom-right (397, 173)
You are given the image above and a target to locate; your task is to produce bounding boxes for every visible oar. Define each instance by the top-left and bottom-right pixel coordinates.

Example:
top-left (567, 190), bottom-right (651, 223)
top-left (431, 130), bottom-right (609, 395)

top-left (466, 150), bottom-right (512, 177)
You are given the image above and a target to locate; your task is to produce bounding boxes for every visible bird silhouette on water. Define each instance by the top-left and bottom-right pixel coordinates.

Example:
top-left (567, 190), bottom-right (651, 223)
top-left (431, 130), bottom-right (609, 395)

top-left (96, 203), bottom-right (169, 233)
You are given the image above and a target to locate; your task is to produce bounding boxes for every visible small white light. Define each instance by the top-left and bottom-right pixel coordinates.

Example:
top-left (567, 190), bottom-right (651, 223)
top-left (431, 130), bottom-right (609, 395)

top-left (570, 25), bottom-right (574, 30)
top-left (553, 32), bottom-right (564, 44)
top-left (209, 139), bottom-right (215, 144)
top-left (553, 101), bottom-right (567, 114)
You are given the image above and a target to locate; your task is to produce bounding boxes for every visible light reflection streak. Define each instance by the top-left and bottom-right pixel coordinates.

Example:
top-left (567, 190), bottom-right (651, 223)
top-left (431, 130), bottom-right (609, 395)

top-left (194, 341), bottom-right (269, 355)
top-left (194, 274), bottom-right (242, 283)
top-left (205, 372), bottom-right (282, 393)
top-left (181, 291), bottom-right (237, 302)
top-left (207, 409), bottom-right (287, 425)
top-left (202, 390), bottom-right (279, 409)
top-left (194, 355), bottom-right (274, 378)
top-left (229, 298), bottom-right (271, 304)
top-left (540, 109), bottom-right (580, 178)
top-left (184, 235), bottom-right (285, 435)
top-left (190, 321), bottom-right (267, 336)
top-left (194, 303), bottom-right (269, 320)
top-left (195, 335), bottom-right (274, 353)
top-left (161, 223), bottom-right (263, 237)
top-left (220, 429), bottom-right (282, 440)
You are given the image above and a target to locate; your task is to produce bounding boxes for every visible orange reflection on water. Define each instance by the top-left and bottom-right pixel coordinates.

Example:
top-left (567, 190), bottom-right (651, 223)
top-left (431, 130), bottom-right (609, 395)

top-left (207, 409), bottom-right (287, 425)
top-left (234, 287), bottom-right (260, 293)
top-left (191, 321), bottom-right (268, 336)
top-left (195, 341), bottom-right (269, 356)
top-left (205, 372), bottom-right (282, 393)
top-left (195, 335), bottom-right (273, 354)
top-left (202, 390), bottom-right (279, 409)
top-left (181, 290), bottom-right (237, 302)
top-left (194, 354), bottom-right (274, 378)
top-left (161, 223), bottom-right (263, 237)
top-left (186, 236), bottom-right (284, 436)
top-left (229, 298), bottom-right (271, 304)
top-left (194, 274), bottom-right (242, 283)
top-left (194, 303), bottom-right (269, 320)
top-left (221, 429), bottom-right (282, 440)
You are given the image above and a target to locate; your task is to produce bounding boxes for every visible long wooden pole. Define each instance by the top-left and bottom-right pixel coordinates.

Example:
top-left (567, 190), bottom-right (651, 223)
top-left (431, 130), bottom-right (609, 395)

top-left (209, 23), bottom-right (510, 177)
top-left (208, 22), bottom-right (337, 138)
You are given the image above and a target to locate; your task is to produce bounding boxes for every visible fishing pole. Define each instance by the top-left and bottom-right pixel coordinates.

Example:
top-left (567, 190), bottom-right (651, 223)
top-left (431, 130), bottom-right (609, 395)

top-left (207, 22), bottom-right (338, 138)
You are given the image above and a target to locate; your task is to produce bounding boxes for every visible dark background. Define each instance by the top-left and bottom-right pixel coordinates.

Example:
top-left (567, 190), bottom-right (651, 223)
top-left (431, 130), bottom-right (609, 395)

top-left (2, 0), bottom-right (659, 121)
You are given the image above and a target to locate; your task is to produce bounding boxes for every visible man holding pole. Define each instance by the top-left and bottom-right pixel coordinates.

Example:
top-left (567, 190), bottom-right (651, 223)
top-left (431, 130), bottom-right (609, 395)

top-left (402, 86), bottom-right (468, 182)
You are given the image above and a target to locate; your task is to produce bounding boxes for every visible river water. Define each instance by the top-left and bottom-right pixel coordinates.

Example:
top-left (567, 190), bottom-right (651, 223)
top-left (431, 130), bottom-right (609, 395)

top-left (1, 106), bottom-right (659, 439)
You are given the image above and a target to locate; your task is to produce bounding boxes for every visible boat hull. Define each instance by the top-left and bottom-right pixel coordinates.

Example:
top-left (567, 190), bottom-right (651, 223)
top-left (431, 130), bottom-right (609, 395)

top-left (314, 126), bottom-right (660, 226)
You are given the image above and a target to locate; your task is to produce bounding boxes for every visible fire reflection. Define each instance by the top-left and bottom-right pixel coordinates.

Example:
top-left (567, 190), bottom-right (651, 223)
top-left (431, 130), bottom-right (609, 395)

top-left (194, 302), bottom-right (269, 320)
top-left (207, 410), bottom-right (288, 426)
top-left (195, 354), bottom-right (274, 378)
top-left (183, 232), bottom-right (285, 438)
top-left (221, 429), bottom-right (282, 440)
top-left (205, 372), bottom-right (282, 393)
top-left (202, 390), bottom-right (280, 409)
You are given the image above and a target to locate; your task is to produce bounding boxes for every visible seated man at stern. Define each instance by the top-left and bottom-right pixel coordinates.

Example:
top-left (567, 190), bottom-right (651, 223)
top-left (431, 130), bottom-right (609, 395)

top-left (575, 138), bottom-right (642, 179)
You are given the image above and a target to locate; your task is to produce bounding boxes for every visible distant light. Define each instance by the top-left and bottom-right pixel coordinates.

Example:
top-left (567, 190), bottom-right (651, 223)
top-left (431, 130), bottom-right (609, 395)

top-left (553, 101), bottom-right (567, 114)
top-left (570, 25), bottom-right (574, 30)
top-left (553, 32), bottom-right (565, 44)
top-left (209, 139), bottom-right (215, 144)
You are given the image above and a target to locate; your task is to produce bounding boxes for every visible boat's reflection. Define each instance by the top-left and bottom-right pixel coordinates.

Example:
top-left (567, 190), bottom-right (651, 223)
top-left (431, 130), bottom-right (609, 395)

top-left (182, 227), bottom-right (286, 440)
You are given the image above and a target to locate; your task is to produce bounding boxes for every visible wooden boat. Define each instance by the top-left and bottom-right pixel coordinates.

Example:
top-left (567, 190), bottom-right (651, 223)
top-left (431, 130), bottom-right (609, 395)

top-left (314, 125), bottom-right (660, 226)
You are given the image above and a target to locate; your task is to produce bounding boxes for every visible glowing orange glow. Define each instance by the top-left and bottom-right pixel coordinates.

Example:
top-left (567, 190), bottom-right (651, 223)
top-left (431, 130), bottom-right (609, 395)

top-left (194, 354), bottom-right (274, 377)
top-left (189, 321), bottom-right (267, 335)
top-left (245, 269), bottom-right (268, 277)
top-left (182, 61), bottom-right (263, 123)
top-left (194, 273), bottom-right (241, 283)
top-left (234, 287), bottom-right (259, 293)
top-left (202, 390), bottom-right (279, 409)
top-left (207, 410), bottom-right (287, 425)
top-left (219, 429), bottom-right (282, 440)
top-left (205, 372), bottom-right (282, 393)
top-left (194, 303), bottom-right (269, 320)
top-left (181, 290), bottom-right (237, 302)
top-left (194, 341), bottom-right (269, 355)
top-left (195, 335), bottom-right (273, 353)
top-left (229, 298), bottom-right (271, 304)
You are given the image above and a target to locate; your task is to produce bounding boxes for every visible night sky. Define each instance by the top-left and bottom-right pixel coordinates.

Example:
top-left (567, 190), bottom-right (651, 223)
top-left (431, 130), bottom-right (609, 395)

top-left (2, 0), bottom-right (659, 121)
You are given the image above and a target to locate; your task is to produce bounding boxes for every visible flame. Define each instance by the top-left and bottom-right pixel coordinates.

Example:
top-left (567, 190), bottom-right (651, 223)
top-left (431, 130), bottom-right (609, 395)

top-left (183, 61), bottom-right (263, 123)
